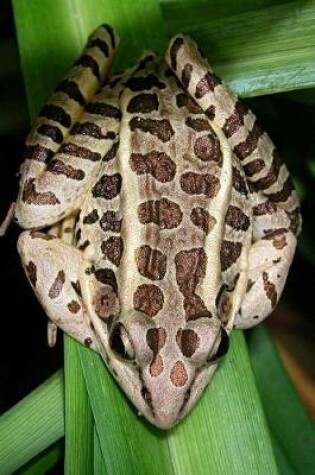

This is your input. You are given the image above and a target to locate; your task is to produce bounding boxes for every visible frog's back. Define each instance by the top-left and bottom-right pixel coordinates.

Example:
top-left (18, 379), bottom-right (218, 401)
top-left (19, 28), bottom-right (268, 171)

top-left (77, 55), bottom-right (252, 332)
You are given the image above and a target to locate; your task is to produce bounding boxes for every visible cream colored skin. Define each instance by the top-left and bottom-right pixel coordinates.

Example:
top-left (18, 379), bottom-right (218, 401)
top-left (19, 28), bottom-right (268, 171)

top-left (16, 26), bottom-right (301, 429)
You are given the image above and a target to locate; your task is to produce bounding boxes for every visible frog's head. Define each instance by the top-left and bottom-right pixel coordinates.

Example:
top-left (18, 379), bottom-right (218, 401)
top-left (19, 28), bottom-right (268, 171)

top-left (99, 310), bottom-right (229, 429)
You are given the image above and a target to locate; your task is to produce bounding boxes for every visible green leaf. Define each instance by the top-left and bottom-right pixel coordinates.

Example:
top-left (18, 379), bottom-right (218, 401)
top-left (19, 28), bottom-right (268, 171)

top-left (163, 1), bottom-right (315, 97)
top-left (0, 371), bottom-right (64, 474)
top-left (249, 325), bottom-right (315, 474)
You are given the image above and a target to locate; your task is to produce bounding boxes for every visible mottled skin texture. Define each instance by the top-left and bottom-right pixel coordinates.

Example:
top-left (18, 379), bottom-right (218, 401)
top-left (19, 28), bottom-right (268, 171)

top-left (16, 25), bottom-right (301, 429)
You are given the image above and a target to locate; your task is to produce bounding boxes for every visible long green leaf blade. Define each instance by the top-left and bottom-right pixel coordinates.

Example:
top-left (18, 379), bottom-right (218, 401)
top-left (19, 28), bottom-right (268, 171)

top-left (0, 371), bottom-right (64, 474)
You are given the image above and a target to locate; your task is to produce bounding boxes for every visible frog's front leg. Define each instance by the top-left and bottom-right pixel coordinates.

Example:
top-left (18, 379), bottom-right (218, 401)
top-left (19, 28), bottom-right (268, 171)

top-left (167, 35), bottom-right (302, 328)
top-left (15, 25), bottom-right (120, 229)
top-left (17, 230), bottom-right (98, 351)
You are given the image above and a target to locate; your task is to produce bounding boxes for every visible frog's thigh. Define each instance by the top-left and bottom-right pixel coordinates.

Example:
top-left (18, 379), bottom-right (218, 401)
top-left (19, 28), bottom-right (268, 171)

top-left (234, 231), bottom-right (297, 329)
top-left (17, 231), bottom-right (98, 351)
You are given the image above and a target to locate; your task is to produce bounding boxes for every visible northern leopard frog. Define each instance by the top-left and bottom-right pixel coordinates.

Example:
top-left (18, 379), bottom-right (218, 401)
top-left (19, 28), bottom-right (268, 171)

top-left (15, 25), bottom-right (301, 429)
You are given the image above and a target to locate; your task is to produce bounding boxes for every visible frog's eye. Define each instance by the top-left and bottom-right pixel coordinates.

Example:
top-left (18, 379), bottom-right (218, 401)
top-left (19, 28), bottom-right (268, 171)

top-left (207, 327), bottom-right (229, 364)
top-left (109, 323), bottom-right (135, 361)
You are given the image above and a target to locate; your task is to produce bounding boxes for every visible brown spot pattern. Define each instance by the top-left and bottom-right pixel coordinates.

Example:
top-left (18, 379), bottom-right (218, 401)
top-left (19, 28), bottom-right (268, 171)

top-left (138, 198), bottom-right (183, 229)
top-left (59, 143), bottom-right (101, 162)
top-left (225, 205), bottom-right (250, 231)
top-left (184, 294), bottom-right (213, 320)
top-left (170, 361), bottom-right (188, 387)
top-left (127, 93), bottom-right (159, 113)
top-left (222, 101), bottom-right (248, 138)
top-left (220, 240), bottom-right (242, 271)
top-left (136, 245), bottom-right (167, 281)
top-left (150, 355), bottom-right (164, 377)
top-left (175, 248), bottom-right (207, 295)
top-left (130, 151), bottom-right (176, 183)
top-left (176, 329), bottom-right (200, 357)
top-left (263, 272), bottom-right (278, 308)
top-left (176, 93), bottom-right (203, 114)
top-left (250, 150), bottom-right (283, 190)
top-left (133, 284), bottom-right (164, 317)
top-left (92, 173), bottom-right (122, 199)
top-left (243, 158), bottom-right (265, 177)
top-left (181, 63), bottom-right (193, 88)
top-left (195, 72), bottom-right (221, 98)
top-left (169, 37), bottom-right (184, 70)
top-left (101, 236), bottom-right (123, 266)
top-left (264, 229), bottom-right (288, 250)
top-left (48, 159), bottom-right (85, 180)
top-left (190, 208), bottom-right (216, 234)
top-left (194, 134), bottom-right (222, 164)
top-left (129, 117), bottom-right (174, 142)
top-left (23, 144), bottom-right (54, 163)
top-left (267, 176), bottom-right (294, 203)
top-left (25, 261), bottom-right (37, 287)
top-left (286, 207), bottom-right (301, 235)
top-left (180, 172), bottom-right (220, 198)
top-left (67, 300), bottom-right (81, 313)
top-left (71, 121), bottom-right (114, 140)
top-left (146, 327), bottom-right (166, 354)
top-left (93, 285), bottom-right (119, 320)
top-left (233, 121), bottom-right (263, 160)
top-left (126, 74), bottom-right (166, 91)
top-left (23, 178), bottom-right (60, 205)
top-left (100, 210), bottom-right (122, 232)
top-left (48, 270), bottom-right (65, 299)
top-left (253, 201), bottom-right (277, 216)
top-left (85, 102), bottom-right (122, 120)
top-left (83, 209), bottom-right (99, 224)
top-left (186, 117), bottom-right (211, 132)
top-left (232, 167), bottom-right (248, 196)
top-left (94, 268), bottom-right (118, 292)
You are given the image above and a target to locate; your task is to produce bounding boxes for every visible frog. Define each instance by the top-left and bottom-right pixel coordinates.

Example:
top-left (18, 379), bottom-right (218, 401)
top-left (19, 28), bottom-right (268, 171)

top-left (15, 24), bottom-right (301, 429)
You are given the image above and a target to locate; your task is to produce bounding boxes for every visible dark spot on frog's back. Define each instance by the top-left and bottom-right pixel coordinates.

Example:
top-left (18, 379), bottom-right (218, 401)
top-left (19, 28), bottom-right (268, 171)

top-left (129, 117), bottom-right (174, 142)
top-left (181, 63), bottom-right (193, 88)
top-left (25, 261), bottom-right (37, 287)
top-left (126, 74), bottom-right (166, 91)
top-left (190, 208), bottom-right (216, 234)
top-left (220, 240), bottom-right (243, 271)
top-left (138, 198), bottom-right (183, 229)
top-left (176, 329), bottom-right (200, 357)
top-left (225, 205), bottom-right (250, 231)
top-left (180, 172), bottom-right (220, 198)
top-left (130, 151), bottom-right (176, 183)
top-left (176, 93), bottom-right (203, 114)
top-left (133, 284), bottom-right (164, 317)
top-left (194, 134), bottom-right (222, 164)
top-left (59, 143), bottom-right (101, 162)
top-left (136, 245), bottom-right (167, 281)
top-left (127, 93), bottom-right (159, 114)
top-left (146, 328), bottom-right (166, 354)
top-left (92, 173), bottom-right (122, 200)
top-left (175, 248), bottom-right (207, 295)
top-left (184, 294), bottom-right (212, 320)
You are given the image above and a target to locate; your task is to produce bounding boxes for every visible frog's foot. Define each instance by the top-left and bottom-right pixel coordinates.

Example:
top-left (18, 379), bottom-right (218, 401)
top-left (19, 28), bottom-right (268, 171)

top-left (17, 230), bottom-right (98, 351)
top-left (234, 229), bottom-right (297, 329)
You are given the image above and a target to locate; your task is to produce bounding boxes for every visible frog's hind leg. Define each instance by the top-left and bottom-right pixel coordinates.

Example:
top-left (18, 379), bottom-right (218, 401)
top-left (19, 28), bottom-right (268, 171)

top-left (17, 230), bottom-right (98, 351)
top-left (15, 25), bottom-right (120, 230)
top-left (166, 35), bottom-right (302, 328)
